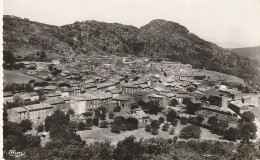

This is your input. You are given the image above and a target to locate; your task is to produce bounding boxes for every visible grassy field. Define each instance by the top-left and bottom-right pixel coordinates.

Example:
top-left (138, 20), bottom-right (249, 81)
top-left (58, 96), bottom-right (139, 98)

top-left (3, 70), bottom-right (43, 84)
top-left (193, 69), bottom-right (245, 85)
top-left (77, 121), bottom-right (220, 145)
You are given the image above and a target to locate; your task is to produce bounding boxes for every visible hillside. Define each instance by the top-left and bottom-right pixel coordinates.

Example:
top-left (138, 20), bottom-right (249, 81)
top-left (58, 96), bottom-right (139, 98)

top-left (231, 46), bottom-right (260, 64)
top-left (3, 15), bottom-right (259, 86)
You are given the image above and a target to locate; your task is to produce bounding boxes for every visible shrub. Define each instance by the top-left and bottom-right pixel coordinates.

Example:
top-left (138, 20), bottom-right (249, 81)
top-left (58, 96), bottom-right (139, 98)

top-left (179, 125), bottom-right (201, 139)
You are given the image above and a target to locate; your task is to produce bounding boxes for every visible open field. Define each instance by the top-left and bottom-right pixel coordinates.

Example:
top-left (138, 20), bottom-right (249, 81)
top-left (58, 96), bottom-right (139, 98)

top-left (3, 70), bottom-right (43, 84)
top-left (77, 122), bottom-right (220, 145)
top-left (193, 69), bottom-right (245, 85)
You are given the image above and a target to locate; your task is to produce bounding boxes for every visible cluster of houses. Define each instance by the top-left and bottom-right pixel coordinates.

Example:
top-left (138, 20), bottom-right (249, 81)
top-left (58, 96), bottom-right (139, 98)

top-left (4, 54), bottom-right (260, 127)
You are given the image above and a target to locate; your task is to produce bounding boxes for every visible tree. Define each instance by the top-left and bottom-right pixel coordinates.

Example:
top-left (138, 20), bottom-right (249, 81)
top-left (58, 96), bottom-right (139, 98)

top-left (169, 127), bottom-right (175, 135)
top-left (45, 110), bottom-right (70, 131)
top-left (208, 96), bottom-right (222, 106)
top-left (207, 116), bottom-right (218, 129)
top-left (151, 128), bottom-right (159, 135)
top-left (239, 122), bottom-right (257, 142)
top-left (162, 123), bottom-right (170, 132)
top-left (68, 121), bottom-right (78, 132)
top-left (170, 119), bottom-right (178, 127)
top-left (151, 120), bottom-right (160, 130)
top-left (109, 113), bottom-right (114, 119)
top-left (130, 103), bottom-right (139, 109)
top-left (241, 111), bottom-right (255, 123)
top-left (3, 121), bottom-right (22, 138)
top-left (86, 118), bottom-right (93, 129)
top-left (93, 117), bottom-right (99, 126)
top-left (223, 127), bottom-right (238, 141)
top-left (113, 136), bottom-right (145, 160)
top-left (37, 124), bottom-right (44, 132)
top-left (19, 119), bottom-right (32, 133)
top-left (111, 125), bottom-right (121, 134)
top-left (159, 117), bottom-right (165, 123)
top-left (78, 121), bottom-right (86, 131)
top-left (145, 124), bottom-right (152, 132)
top-left (166, 110), bottom-right (177, 122)
top-left (3, 50), bottom-right (15, 64)
top-left (169, 99), bottom-right (179, 106)
top-left (195, 116), bottom-right (204, 124)
top-left (66, 108), bottom-right (75, 117)
top-left (49, 125), bottom-right (67, 140)
top-left (233, 141), bottom-right (259, 160)
top-left (186, 101), bottom-right (201, 114)
top-left (113, 106), bottom-right (121, 112)
top-left (100, 121), bottom-right (109, 128)
top-left (179, 125), bottom-right (201, 139)
top-left (180, 117), bottom-right (188, 125)
top-left (125, 117), bottom-right (139, 130)
top-left (218, 120), bottom-right (229, 131)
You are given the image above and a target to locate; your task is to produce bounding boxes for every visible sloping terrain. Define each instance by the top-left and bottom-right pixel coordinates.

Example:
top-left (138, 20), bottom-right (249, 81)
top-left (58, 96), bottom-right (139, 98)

top-left (3, 15), bottom-right (259, 86)
top-left (231, 46), bottom-right (260, 64)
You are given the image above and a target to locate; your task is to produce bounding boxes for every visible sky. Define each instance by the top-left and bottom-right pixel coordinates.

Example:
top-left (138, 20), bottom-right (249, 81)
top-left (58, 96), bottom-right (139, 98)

top-left (3, 0), bottom-right (260, 48)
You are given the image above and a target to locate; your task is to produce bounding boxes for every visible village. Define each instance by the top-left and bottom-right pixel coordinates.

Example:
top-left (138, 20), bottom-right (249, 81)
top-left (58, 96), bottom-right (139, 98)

top-left (3, 53), bottom-right (260, 145)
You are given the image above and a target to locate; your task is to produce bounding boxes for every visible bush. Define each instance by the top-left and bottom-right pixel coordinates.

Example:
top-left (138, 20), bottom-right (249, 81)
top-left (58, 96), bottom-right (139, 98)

top-left (114, 106), bottom-right (121, 112)
top-left (180, 117), bottom-right (188, 125)
top-left (78, 122), bottom-right (86, 131)
top-left (162, 123), bottom-right (170, 132)
top-left (169, 127), bottom-right (175, 135)
top-left (145, 124), bottom-right (152, 132)
top-left (100, 121), bottom-right (109, 128)
top-left (179, 125), bottom-right (201, 139)
top-left (151, 128), bottom-right (159, 135)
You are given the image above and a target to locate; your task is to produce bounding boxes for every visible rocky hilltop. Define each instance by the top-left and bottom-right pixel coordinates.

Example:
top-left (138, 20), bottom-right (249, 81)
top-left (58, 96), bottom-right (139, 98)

top-left (3, 15), bottom-right (259, 86)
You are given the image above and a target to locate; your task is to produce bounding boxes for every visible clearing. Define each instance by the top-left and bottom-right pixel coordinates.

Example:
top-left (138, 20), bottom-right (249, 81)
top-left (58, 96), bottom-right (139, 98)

top-left (77, 121), bottom-right (220, 145)
top-left (3, 70), bottom-right (43, 84)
